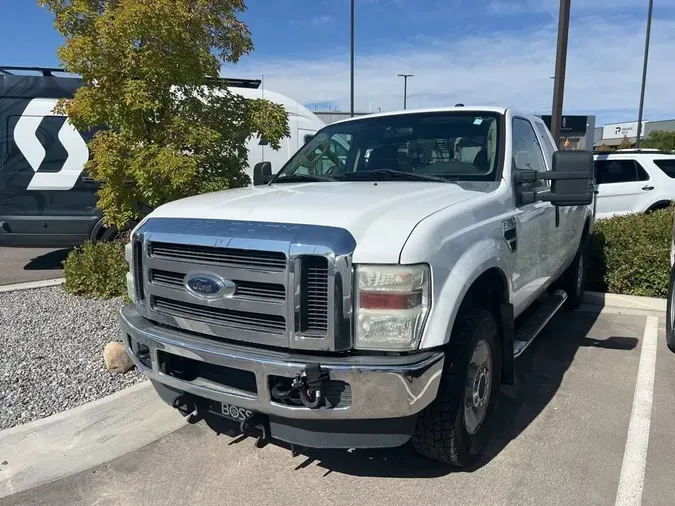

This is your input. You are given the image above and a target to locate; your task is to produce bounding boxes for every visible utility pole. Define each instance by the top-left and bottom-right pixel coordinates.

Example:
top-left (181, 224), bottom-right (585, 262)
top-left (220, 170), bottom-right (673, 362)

top-left (550, 0), bottom-right (571, 148)
top-left (350, 0), bottom-right (355, 117)
top-left (397, 74), bottom-right (414, 110)
top-left (635, 0), bottom-right (654, 148)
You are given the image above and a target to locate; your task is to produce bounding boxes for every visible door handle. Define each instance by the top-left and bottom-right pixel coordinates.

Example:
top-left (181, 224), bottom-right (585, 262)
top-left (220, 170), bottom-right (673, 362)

top-left (642, 185), bottom-right (655, 191)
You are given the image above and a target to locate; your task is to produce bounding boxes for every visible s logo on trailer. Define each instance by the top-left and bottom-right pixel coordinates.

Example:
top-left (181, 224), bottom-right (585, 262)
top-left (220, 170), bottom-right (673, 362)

top-left (14, 98), bottom-right (89, 191)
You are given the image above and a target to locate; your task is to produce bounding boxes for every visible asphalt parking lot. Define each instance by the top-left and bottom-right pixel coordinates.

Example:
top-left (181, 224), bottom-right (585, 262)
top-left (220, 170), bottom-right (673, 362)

top-left (0, 248), bottom-right (68, 285)
top-left (4, 303), bottom-right (673, 506)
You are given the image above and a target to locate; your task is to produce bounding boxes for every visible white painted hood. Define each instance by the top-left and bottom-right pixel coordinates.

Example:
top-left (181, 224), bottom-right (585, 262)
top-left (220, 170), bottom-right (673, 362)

top-left (148, 181), bottom-right (494, 263)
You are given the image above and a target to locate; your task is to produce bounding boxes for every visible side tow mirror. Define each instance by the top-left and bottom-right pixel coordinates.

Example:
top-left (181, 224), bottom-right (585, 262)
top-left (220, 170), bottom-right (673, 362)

top-left (549, 150), bottom-right (594, 206)
top-left (253, 161), bottom-right (272, 186)
top-left (515, 150), bottom-right (595, 207)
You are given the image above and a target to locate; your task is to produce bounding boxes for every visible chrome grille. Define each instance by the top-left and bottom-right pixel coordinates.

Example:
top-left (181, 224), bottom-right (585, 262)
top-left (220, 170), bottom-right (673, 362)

top-left (149, 241), bottom-right (287, 270)
top-left (149, 269), bottom-right (285, 301)
top-left (236, 282), bottom-right (285, 301)
top-left (302, 256), bottom-right (329, 335)
top-left (133, 218), bottom-right (356, 351)
top-left (152, 296), bottom-right (286, 334)
top-left (150, 269), bottom-right (183, 287)
top-left (133, 239), bottom-right (145, 302)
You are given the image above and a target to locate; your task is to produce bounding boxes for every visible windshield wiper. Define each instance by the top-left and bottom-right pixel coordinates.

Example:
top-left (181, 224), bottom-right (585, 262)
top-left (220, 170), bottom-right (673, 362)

top-left (271, 173), bottom-right (338, 183)
top-left (345, 169), bottom-right (448, 183)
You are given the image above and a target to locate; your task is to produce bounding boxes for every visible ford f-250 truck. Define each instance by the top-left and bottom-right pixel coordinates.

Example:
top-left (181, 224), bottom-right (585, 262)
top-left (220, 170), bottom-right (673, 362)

top-left (119, 106), bottom-right (595, 467)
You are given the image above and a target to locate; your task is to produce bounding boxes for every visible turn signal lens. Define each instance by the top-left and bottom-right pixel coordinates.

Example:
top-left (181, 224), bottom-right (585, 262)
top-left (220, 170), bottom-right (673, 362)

top-left (359, 291), bottom-right (423, 309)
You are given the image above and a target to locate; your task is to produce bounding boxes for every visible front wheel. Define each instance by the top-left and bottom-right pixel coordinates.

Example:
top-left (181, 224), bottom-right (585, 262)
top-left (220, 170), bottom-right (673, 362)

top-left (412, 308), bottom-right (501, 467)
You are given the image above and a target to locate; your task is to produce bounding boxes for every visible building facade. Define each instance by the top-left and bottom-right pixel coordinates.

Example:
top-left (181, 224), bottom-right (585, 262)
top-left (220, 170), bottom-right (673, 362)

top-left (594, 119), bottom-right (675, 148)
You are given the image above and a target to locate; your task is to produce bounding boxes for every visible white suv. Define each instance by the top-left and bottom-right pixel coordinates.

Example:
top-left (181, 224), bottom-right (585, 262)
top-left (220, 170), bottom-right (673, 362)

top-left (593, 149), bottom-right (675, 219)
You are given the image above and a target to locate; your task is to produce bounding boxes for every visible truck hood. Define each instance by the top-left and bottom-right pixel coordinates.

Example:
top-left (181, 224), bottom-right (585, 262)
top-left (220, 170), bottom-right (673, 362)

top-left (149, 181), bottom-right (497, 263)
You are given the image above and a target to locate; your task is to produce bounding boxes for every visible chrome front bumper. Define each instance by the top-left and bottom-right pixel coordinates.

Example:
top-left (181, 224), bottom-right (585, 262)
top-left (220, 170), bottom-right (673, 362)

top-left (119, 305), bottom-right (444, 420)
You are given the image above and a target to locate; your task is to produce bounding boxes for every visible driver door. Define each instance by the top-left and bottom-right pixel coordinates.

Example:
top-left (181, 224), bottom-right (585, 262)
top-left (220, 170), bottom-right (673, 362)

top-left (510, 117), bottom-right (556, 314)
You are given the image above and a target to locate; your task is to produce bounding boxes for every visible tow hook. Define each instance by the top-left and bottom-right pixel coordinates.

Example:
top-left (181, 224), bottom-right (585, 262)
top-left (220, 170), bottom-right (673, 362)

top-left (172, 394), bottom-right (202, 424)
top-left (240, 413), bottom-right (270, 448)
top-left (271, 364), bottom-right (329, 409)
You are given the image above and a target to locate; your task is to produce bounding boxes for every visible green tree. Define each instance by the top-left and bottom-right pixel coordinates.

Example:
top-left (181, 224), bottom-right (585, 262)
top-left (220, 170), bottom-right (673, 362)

top-left (642, 130), bottom-right (675, 152)
top-left (39, 0), bottom-right (289, 229)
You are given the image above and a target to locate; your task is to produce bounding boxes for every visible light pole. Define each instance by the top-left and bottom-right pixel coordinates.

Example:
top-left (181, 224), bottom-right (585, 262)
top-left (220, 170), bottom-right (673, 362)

top-left (350, 0), bottom-right (355, 117)
top-left (398, 74), bottom-right (414, 110)
top-left (550, 0), bottom-right (571, 148)
top-left (635, 0), bottom-right (654, 148)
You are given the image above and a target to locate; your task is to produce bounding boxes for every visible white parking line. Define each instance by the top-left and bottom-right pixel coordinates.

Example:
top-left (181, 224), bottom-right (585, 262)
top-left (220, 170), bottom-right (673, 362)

top-left (615, 315), bottom-right (659, 506)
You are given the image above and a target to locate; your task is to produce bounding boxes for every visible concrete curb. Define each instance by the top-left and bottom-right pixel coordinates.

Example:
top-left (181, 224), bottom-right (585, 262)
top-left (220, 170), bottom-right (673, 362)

top-left (584, 291), bottom-right (666, 313)
top-left (0, 380), bottom-right (186, 499)
top-left (0, 278), bottom-right (65, 293)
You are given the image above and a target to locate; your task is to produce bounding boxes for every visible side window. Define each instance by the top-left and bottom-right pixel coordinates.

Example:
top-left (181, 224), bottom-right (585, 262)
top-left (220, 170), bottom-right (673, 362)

top-left (295, 134), bottom-right (352, 175)
top-left (512, 118), bottom-right (547, 190)
top-left (653, 159), bottom-right (675, 178)
top-left (636, 161), bottom-right (650, 181)
top-left (534, 122), bottom-right (555, 168)
top-left (595, 160), bottom-right (649, 184)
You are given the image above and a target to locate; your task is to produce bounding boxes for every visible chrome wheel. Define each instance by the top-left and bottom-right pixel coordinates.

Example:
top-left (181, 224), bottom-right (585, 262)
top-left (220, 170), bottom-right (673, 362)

top-left (464, 339), bottom-right (492, 435)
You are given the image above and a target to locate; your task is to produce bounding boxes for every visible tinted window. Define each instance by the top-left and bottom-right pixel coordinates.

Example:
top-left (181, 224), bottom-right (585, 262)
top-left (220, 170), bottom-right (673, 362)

top-left (654, 159), bottom-right (675, 178)
top-left (595, 160), bottom-right (650, 184)
top-left (512, 118), bottom-right (547, 190)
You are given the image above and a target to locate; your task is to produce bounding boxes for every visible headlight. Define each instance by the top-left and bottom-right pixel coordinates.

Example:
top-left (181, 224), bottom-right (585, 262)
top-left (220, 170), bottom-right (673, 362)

top-left (355, 264), bottom-right (431, 350)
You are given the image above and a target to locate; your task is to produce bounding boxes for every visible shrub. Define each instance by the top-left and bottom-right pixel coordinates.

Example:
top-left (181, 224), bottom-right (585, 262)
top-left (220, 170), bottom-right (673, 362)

top-left (63, 241), bottom-right (128, 299)
top-left (642, 130), bottom-right (675, 152)
top-left (587, 208), bottom-right (673, 297)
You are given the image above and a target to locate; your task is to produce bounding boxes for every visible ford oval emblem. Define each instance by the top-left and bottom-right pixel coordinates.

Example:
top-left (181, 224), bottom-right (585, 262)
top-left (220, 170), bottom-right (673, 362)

top-left (185, 274), bottom-right (236, 298)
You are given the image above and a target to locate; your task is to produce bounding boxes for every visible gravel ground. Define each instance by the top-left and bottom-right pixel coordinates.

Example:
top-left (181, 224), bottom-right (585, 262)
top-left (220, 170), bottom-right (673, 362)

top-left (0, 285), bottom-right (146, 431)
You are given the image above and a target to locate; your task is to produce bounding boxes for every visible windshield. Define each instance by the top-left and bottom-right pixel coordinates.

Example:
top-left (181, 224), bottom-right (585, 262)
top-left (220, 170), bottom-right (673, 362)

top-left (273, 111), bottom-right (502, 183)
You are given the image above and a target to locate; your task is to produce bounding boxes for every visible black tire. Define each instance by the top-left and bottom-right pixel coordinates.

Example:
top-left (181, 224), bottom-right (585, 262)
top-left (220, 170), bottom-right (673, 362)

top-left (99, 221), bottom-right (136, 243)
top-left (558, 239), bottom-right (587, 310)
top-left (666, 265), bottom-right (675, 353)
top-left (411, 308), bottom-right (501, 467)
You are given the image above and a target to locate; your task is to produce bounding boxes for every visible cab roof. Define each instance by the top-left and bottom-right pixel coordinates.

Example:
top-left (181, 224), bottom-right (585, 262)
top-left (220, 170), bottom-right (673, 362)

top-left (329, 106), bottom-right (513, 126)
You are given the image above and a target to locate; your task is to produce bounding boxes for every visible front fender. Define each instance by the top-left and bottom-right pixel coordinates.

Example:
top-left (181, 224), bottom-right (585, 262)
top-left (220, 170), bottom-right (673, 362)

top-left (418, 235), bottom-right (513, 349)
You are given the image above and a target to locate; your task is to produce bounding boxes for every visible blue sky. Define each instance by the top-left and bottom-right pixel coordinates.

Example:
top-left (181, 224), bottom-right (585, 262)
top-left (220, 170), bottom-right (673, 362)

top-left (2, 0), bottom-right (675, 126)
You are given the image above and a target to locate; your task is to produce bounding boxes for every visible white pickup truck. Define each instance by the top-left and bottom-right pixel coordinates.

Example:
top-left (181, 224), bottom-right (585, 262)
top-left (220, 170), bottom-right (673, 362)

top-left (120, 106), bottom-right (595, 467)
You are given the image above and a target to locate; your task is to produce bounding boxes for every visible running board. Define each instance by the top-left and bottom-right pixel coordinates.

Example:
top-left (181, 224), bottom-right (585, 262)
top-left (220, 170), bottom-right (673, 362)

top-left (513, 290), bottom-right (567, 358)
